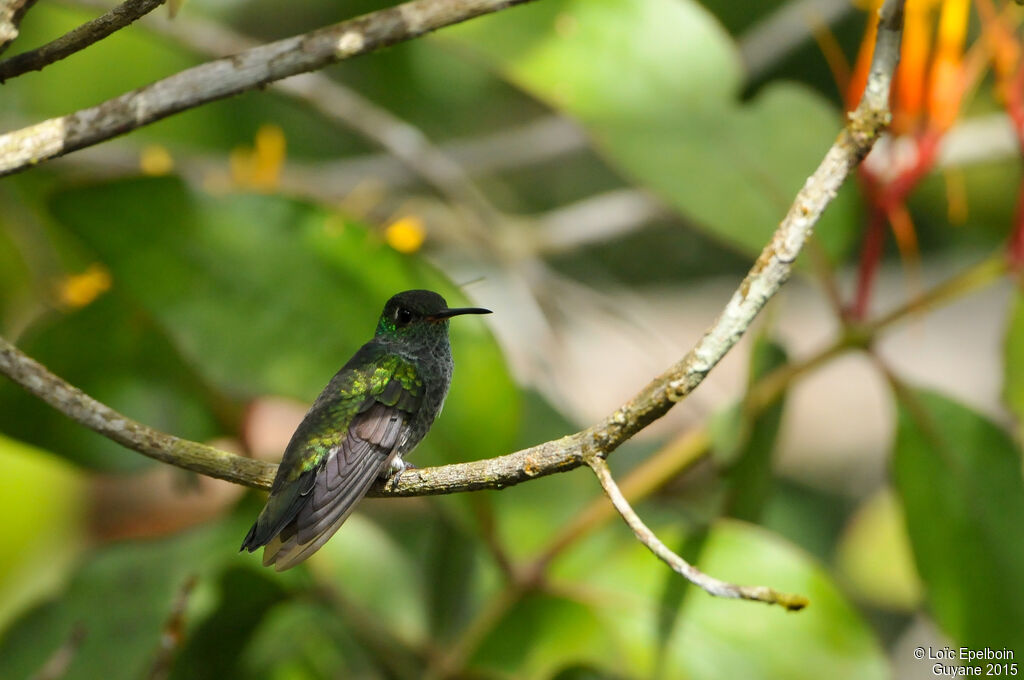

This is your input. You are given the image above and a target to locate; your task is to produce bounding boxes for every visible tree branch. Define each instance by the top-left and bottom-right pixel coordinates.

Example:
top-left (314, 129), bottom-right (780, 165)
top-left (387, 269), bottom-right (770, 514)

top-left (0, 335), bottom-right (276, 488)
top-left (0, 0), bottom-right (37, 56)
top-left (535, 188), bottom-right (665, 253)
top-left (0, 0), bottom-right (535, 177)
top-left (0, 1), bottom-right (905, 502)
top-left (587, 457), bottom-right (807, 610)
top-left (0, 0), bottom-right (165, 82)
top-left (46, 115), bottom-right (585, 201)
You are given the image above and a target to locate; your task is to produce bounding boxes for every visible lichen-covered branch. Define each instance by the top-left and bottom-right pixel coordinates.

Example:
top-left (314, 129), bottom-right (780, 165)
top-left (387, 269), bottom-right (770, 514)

top-left (0, 0), bottom-right (37, 55)
top-left (0, 335), bottom-right (275, 488)
top-left (0, 0), bottom-right (905, 501)
top-left (587, 457), bottom-right (807, 610)
top-left (0, 0), bottom-right (165, 82)
top-left (0, 0), bottom-right (534, 177)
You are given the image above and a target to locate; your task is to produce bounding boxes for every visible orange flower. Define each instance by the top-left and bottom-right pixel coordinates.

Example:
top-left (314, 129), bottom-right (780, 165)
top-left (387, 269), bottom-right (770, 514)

top-left (926, 0), bottom-right (970, 131)
top-left (230, 125), bottom-right (286, 192)
top-left (893, 0), bottom-right (937, 132)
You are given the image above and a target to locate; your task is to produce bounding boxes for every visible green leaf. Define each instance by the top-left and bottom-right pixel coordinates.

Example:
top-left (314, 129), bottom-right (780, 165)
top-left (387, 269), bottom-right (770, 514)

top-left (450, 0), bottom-right (857, 261)
top-left (0, 516), bottom-right (250, 680)
top-left (169, 567), bottom-right (289, 680)
top-left (892, 388), bottom-right (1024, 658)
top-left (424, 513), bottom-right (479, 643)
top-left (835, 488), bottom-right (921, 611)
top-left (0, 436), bottom-right (86, 633)
top-left (471, 591), bottom-right (613, 677)
top-left (305, 513), bottom-right (427, 643)
top-left (722, 336), bottom-right (789, 522)
top-left (238, 600), bottom-right (350, 679)
top-left (665, 522), bottom-right (886, 680)
top-left (465, 0), bottom-right (743, 121)
top-left (45, 177), bottom-right (520, 466)
top-left (1003, 289), bottom-right (1024, 426)
top-left (0, 215), bottom-right (33, 332)
top-left (239, 599), bottom-right (390, 679)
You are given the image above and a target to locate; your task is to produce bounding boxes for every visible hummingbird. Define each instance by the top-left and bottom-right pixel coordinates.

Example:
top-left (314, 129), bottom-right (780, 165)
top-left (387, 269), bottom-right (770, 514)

top-left (241, 289), bottom-right (491, 570)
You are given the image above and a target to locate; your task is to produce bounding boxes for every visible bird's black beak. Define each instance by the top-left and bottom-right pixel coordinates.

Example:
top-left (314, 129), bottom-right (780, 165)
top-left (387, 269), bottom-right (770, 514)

top-left (429, 306), bottom-right (492, 321)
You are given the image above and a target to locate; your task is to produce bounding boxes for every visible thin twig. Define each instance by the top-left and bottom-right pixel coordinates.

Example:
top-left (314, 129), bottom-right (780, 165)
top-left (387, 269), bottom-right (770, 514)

top-left (0, 0), bottom-right (166, 82)
top-left (528, 426), bottom-right (711, 576)
top-left (587, 457), bottom-right (807, 609)
top-left (535, 188), bottom-right (665, 253)
top-left (29, 624), bottom-right (86, 680)
top-left (0, 0), bottom-right (535, 177)
top-left (0, 0), bottom-right (37, 56)
top-left (145, 574), bottom-right (198, 680)
top-left (47, 114), bottom-right (585, 198)
top-left (865, 251), bottom-right (1009, 333)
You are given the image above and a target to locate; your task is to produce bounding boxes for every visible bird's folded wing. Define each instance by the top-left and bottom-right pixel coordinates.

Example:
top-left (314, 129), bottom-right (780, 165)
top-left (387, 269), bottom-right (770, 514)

top-left (259, 375), bottom-right (422, 570)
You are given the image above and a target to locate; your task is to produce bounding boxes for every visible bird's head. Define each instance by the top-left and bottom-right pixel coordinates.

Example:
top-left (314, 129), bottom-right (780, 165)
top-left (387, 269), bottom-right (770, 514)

top-left (375, 289), bottom-right (491, 339)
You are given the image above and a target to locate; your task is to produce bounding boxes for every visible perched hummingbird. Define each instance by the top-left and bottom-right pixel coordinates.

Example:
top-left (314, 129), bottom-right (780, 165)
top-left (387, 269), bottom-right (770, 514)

top-left (241, 289), bottom-right (491, 570)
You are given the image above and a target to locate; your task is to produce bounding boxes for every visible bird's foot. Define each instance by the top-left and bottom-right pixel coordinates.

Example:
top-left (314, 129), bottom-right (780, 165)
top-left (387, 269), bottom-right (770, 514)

top-left (384, 457), bottom-right (417, 491)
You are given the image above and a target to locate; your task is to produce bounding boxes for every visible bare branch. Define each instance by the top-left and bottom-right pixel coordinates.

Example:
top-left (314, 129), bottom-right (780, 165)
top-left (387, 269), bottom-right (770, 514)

top-left (0, 0), bottom-right (166, 82)
top-left (857, 0), bottom-right (903, 117)
top-left (587, 457), bottom-right (808, 609)
top-left (0, 0), bottom-right (535, 177)
top-left (281, 114), bottom-right (585, 197)
top-left (536, 188), bottom-right (665, 253)
top-left (0, 1), bottom-right (906, 502)
top-left (0, 335), bottom-right (276, 489)
top-left (145, 574), bottom-right (198, 680)
top-left (0, 0), bottom-right (37, 56)
top-left (55, 109), bottom-right (1013, 205)
top-left (50, 115), bottom-right (586, 201)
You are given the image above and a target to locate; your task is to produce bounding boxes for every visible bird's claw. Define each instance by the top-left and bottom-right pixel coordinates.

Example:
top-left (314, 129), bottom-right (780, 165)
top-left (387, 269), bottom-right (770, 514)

top-left (385, 458), bottom-right (417, 491)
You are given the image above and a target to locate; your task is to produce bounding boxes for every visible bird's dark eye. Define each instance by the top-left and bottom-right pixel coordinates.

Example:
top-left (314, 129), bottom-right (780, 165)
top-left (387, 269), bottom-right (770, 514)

top-left (395, 307), bottom-right (413, 325)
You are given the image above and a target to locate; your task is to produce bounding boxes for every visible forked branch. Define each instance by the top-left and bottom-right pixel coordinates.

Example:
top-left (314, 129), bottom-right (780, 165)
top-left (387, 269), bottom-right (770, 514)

top-left (587, 457), bottom-right (808, 610)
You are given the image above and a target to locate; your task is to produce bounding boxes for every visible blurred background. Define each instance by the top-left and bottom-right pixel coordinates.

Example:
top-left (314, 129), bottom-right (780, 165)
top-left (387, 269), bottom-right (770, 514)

top-left (1, 0), bottom-right (1023, 678)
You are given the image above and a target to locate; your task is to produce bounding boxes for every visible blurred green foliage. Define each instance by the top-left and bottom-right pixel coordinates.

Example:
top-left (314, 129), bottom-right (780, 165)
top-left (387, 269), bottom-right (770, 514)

top-left (893, 389), bottom-right (1024, 661)
top-left (451, 0), bottom-right (860, 260)
top-left (0, 0), bottom-right (1022, 678)
top-left (1004, 291), bottom-right (1024, 426)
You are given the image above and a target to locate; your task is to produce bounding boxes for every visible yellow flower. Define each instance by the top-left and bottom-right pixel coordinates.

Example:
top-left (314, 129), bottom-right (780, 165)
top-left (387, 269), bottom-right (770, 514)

top-left (385, 216), bottom-right (426, 254)
top-left (230, 124), bottom-right (286, 191)
top-left (56, 264), bottom-right (112, 309)
top-left (139, 145), bottom-right (174, 176)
